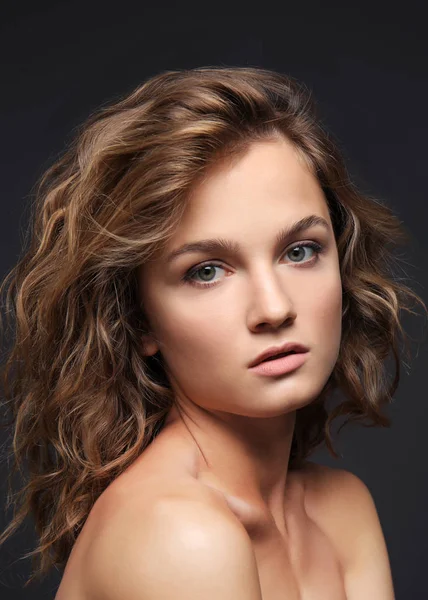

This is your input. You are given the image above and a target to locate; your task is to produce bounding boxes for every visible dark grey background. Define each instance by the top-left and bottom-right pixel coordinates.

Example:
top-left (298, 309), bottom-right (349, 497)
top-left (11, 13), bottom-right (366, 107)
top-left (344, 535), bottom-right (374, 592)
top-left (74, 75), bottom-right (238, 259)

top-left (1, 1), bottom-right (427, 598)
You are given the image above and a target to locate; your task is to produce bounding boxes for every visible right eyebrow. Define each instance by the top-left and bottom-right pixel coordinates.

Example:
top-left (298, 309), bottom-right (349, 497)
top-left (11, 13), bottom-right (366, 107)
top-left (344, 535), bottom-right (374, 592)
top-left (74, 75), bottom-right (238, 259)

top-left (166, 214), bottom-right (331, 264)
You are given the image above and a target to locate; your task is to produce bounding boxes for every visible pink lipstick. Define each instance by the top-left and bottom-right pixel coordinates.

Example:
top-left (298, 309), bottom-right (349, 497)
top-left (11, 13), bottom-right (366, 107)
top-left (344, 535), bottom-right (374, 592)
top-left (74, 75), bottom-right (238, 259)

top-left (248, 351), bottom-right (308, 376)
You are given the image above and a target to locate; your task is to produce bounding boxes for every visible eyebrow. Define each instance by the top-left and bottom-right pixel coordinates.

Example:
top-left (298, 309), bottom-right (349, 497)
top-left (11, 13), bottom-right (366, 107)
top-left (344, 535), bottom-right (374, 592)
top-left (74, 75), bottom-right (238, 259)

top-left (166, 214), bottom-right (331, 264)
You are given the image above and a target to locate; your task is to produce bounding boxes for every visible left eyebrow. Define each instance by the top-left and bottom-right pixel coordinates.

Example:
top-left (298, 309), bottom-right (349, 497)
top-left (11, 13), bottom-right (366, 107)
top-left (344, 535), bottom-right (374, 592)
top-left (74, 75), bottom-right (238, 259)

top-left (165, 214), bottom-right (331, 264)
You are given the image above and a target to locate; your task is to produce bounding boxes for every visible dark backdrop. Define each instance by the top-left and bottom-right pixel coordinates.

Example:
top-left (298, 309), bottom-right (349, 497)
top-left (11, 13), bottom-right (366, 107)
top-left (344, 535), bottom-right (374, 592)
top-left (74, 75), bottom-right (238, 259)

top-left (1, 1), bottom-right (427, 598)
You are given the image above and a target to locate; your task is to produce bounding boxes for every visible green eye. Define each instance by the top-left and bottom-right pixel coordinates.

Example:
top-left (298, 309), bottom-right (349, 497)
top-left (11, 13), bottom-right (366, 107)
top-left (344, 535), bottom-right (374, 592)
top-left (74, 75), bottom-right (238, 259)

top-left (183, 241), bottom-right (324, 289)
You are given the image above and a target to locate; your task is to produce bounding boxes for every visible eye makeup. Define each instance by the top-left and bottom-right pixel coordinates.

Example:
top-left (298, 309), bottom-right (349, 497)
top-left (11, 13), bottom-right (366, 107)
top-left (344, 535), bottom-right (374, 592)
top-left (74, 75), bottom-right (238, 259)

top-left (181, 240), bottom-right (325, 289)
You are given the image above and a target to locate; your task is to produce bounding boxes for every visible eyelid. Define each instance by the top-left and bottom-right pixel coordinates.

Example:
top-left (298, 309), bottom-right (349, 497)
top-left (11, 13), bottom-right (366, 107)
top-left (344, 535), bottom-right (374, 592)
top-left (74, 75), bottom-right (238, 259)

top-left (183, 240), bottom-right (325, 283)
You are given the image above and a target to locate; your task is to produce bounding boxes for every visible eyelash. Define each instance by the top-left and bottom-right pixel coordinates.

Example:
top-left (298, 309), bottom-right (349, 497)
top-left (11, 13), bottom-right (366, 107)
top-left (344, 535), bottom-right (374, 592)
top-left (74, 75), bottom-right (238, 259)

top-left (182, 241), bottom-right (324, 289)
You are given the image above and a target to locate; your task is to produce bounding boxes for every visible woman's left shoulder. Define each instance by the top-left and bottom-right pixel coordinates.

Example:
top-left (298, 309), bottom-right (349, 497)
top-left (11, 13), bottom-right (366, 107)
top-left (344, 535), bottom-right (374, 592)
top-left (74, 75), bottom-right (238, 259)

top-left (297, 459), bottom-right (368, 492)
top-left (298, 461), bottom-right (395, 599)
top-left (297, 460), bottom-right (377, 529)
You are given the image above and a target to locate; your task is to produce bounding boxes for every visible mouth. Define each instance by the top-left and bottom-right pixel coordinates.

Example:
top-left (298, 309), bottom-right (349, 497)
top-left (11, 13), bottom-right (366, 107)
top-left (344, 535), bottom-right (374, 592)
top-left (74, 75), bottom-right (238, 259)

top-left (249, 349), bottom-right (309, 376)
top-left (260, 350), bottom-right (298, 362)
top-left (249, 342), bottom-right (309, 368)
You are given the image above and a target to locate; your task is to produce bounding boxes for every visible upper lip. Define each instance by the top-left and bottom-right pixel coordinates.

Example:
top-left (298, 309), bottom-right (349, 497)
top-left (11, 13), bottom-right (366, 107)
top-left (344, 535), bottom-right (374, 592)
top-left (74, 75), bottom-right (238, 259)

top-left (248, 342), bottom-right (309, 368)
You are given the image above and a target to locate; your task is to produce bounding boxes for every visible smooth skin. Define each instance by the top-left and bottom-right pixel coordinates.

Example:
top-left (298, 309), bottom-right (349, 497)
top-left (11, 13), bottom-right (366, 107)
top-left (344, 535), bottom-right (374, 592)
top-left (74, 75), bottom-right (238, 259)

top-left (78, 466), bottom-right (394, 600)
top-left (55, 135), bottom-right (395, 599)
top-left (138, 134), bottom-right (343, 537)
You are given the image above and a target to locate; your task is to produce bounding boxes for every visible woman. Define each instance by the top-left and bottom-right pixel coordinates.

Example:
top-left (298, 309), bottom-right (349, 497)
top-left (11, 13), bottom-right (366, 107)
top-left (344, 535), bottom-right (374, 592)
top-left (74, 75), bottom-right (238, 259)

top-left (0, 66), bottom-right (424, 599)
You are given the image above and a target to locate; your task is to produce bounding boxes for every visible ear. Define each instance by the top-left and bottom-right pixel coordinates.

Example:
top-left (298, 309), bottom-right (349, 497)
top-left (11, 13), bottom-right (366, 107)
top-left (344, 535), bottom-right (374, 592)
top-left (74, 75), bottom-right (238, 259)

top-left (140, 334), bottom-right (160, 357)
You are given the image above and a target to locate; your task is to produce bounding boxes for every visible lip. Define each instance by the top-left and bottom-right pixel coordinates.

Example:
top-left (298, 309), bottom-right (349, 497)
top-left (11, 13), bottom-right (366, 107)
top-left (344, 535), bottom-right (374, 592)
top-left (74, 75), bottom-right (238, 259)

top-left (248, 341), bottom-right (309, 368)
top-left (249, 351), bottom-right (308, 376)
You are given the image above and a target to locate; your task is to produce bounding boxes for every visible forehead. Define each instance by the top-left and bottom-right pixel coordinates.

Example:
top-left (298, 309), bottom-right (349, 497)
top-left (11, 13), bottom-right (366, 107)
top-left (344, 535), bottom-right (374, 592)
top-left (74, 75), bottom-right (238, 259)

top-left (170, 137), bottom-right (330, 244)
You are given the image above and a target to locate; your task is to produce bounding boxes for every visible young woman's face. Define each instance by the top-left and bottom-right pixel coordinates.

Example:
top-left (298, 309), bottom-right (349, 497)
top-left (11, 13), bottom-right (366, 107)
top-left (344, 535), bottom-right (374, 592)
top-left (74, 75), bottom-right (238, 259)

top-left (138, 136), bottom-right (342, 418)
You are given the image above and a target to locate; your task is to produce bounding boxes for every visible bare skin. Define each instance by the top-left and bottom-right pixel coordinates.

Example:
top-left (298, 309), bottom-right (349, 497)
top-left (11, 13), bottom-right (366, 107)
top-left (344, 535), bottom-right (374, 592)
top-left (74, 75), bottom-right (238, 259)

top-left (137, 135), bottom-right (343, 532)
top-left (55, 423), bottom-right (348, 600)
top-left (55, 137), bottom-right (393, 598)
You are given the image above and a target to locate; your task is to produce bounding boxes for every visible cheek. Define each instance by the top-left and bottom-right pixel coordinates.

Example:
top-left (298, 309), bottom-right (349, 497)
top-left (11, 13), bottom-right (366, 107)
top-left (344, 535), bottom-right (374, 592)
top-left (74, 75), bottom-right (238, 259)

top-left (307, 276), bottom-right (342, 329)
top-left (151, 299), bottom-right (225, 357)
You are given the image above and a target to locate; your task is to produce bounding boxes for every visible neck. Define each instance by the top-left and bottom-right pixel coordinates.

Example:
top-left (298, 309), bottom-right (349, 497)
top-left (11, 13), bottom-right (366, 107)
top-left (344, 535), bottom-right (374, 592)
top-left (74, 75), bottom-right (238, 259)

top-left (162, 401), bottom-right (296, 531)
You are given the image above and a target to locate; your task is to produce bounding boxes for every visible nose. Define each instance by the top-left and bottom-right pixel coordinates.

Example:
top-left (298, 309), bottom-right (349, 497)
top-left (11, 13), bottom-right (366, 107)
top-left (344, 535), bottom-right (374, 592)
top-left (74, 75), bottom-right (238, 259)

top-left (246, 269), bottom-right (297, 331)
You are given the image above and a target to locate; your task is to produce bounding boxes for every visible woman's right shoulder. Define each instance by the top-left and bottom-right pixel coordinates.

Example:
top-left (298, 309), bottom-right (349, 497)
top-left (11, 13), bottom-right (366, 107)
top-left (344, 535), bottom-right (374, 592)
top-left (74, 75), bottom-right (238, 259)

top-left (95, 469), bottom-right (240, 535)
top-left (80, 476), bottom-right (260, 599)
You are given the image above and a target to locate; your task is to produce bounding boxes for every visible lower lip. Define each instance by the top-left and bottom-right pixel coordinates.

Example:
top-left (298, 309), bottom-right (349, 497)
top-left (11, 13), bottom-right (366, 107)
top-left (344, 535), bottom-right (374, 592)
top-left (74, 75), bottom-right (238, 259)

top-left (249, 352), bottom-right (308, 376)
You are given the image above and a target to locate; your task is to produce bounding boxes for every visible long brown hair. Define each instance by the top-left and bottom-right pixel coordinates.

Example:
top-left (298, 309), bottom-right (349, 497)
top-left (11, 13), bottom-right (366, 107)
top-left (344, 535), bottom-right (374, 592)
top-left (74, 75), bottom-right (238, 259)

top-left (0, 66), bottom-right (425, 585)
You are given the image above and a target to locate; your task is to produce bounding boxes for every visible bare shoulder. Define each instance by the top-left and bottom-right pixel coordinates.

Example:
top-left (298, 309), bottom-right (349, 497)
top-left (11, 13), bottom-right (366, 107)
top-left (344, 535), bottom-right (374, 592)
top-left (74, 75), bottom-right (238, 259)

top-left (80, 489), bottom-right (262, 600)
top-left (298, 460), bottom-right (384, 553)
top-left (300, 461), bottom-right (395, 599)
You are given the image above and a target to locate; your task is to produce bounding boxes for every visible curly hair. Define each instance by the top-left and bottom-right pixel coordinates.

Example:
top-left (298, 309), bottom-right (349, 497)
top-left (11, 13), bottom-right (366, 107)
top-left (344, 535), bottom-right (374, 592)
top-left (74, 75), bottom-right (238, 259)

top-left (0, 66), bottom-right (425, 585)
